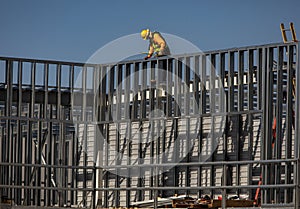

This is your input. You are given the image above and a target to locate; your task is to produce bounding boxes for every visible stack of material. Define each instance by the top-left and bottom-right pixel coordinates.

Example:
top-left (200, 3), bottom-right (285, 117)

top-left (172, 195), bottom-right (211, 208)
top-left (130, 195), bottom-right (188, 208)
top-left (131, 195), bottom-right (254, 208)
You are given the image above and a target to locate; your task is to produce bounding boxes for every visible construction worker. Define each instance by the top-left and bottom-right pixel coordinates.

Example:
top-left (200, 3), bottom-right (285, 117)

top-left (140, 29), bottom-right (171, 60)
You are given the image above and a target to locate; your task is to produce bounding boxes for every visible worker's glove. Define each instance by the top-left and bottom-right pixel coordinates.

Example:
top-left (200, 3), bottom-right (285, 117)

top-left (144, 54), bottom-right (152, 60)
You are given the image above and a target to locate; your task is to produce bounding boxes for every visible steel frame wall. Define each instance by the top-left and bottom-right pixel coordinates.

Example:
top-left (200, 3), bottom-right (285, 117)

top-left (0, 42), bottom-right (299, 209)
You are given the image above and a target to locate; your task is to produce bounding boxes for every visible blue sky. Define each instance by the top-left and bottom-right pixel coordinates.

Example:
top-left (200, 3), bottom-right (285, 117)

top-left (0, 0), bottom-right (299, 63)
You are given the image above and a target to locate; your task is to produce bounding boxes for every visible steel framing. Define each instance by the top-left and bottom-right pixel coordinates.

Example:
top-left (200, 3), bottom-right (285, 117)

top-left (0, 42), bottom-right (299, 208)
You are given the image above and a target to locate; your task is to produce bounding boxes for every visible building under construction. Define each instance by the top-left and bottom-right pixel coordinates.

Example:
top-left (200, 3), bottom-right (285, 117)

top-left (0, 39), bottom-right (300, 208)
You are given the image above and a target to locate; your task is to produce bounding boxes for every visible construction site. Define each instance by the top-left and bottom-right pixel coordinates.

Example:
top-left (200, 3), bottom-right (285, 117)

top-left (0, 23), bottom-right (300, 209)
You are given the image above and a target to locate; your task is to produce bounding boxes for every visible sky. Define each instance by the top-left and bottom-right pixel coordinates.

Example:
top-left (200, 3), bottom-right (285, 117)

top-left (0, 0), bottom-right (299, 63)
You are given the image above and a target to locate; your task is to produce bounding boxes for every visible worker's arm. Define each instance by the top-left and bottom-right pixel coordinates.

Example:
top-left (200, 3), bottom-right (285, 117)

top-left (148, 45), bottom-right (154, 56)
top-left (147, 45), bottom-right (154, 58)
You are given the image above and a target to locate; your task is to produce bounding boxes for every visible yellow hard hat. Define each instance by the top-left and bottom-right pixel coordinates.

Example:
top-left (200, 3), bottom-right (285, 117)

top-left (140, 29), bottom-right (150, 40)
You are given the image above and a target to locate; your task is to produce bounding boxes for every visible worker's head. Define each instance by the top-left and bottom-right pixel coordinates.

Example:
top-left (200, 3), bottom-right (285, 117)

top-left (140, 29), bottom-right (150, 40)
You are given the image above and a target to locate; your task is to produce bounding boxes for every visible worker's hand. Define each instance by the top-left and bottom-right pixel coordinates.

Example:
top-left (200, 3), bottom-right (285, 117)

top-left (157, 51), bottom-right (163, 56)
top-left (144, 54), bottom-right (152, 60)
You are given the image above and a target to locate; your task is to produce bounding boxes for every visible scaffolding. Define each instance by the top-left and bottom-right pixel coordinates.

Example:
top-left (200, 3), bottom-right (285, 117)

top-left (0, 42), bottom-right (300, 209)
